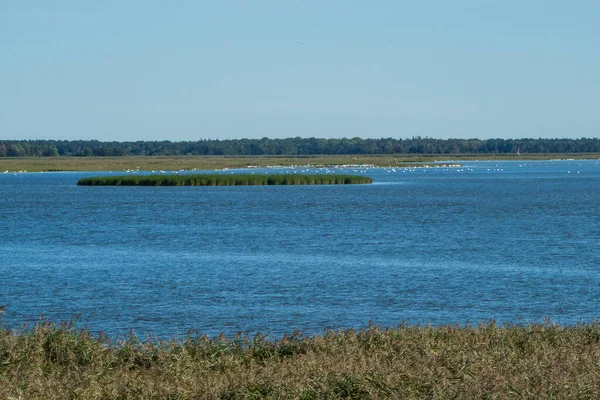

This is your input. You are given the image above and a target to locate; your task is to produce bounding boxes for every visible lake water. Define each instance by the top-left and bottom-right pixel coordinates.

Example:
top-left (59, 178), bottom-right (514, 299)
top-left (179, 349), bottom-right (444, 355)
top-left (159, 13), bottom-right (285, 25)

top-left (1, 160), bottom-right (599, 338)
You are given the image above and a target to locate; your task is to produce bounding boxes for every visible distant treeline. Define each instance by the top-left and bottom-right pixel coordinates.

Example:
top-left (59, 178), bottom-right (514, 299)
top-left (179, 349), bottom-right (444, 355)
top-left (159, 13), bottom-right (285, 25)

top-left (1, 137), bottom-right (600, 157)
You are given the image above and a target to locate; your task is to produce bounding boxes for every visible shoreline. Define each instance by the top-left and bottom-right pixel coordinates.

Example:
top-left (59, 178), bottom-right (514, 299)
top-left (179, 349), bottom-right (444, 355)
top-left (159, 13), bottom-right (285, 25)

top-left (1, 153), bottom-right (599, 172)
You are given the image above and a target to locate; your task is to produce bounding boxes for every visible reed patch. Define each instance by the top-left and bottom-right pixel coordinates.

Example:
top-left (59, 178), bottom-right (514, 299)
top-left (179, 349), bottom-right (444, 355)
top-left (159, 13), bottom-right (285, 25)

top-left (77, 174), bottom-right (372, 186)
top-left (1, 320), bottom-right (600, 399)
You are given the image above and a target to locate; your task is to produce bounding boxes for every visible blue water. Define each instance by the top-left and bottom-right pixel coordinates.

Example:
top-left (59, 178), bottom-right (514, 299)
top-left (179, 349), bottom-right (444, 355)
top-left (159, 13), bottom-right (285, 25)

top-left (1, 160), bottom-right (599, 338)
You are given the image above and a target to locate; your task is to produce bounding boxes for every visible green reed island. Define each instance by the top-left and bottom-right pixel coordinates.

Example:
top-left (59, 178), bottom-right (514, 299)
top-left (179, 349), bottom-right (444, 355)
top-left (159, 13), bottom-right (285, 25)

top-left (77, 173), bottom-right (372, 186)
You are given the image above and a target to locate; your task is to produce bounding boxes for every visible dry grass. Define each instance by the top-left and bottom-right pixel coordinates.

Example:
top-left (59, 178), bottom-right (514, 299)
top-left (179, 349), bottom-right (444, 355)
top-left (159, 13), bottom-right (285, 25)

top-left (1, 320), bottom-right (600, 399)
top-left (2, 153), bottom-right (599, 172)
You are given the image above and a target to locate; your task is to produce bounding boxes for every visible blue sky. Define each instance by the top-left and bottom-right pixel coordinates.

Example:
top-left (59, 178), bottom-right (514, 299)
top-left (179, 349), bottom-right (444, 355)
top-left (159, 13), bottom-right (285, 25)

top-left (1, 1), bottom-right (599, 141)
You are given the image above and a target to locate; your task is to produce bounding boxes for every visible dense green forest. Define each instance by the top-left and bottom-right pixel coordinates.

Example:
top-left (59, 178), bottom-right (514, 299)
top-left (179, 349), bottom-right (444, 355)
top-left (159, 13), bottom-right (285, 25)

top-left (1, 137), bottom-right (599, 157)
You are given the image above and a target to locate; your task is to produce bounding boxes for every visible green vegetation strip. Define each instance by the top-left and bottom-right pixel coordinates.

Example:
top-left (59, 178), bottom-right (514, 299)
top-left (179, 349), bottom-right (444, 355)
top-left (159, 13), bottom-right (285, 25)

top-left (77, 173), bottom-right (372, 186)
top-left (3, 137), bottom-right (600, 157)
top-left (1, 320), bottom-right (600, 399)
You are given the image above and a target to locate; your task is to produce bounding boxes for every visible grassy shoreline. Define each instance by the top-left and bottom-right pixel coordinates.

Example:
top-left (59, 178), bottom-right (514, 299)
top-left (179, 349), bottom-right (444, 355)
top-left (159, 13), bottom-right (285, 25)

top-left (1, 320), bottom-right (599, 399)
top-left (1, 153), bottom-right (599, 172)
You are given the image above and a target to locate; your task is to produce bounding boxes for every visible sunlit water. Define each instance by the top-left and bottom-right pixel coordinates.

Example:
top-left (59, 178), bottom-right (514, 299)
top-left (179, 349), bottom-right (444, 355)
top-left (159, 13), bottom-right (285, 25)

top-left (1, 160), bottom-right (599, 338)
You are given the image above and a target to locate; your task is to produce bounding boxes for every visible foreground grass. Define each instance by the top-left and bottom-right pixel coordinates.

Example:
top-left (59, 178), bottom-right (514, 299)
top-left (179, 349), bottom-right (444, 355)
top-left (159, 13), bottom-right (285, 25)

top-left (1, 321), bottom-right (600, 399)
top-left (77, 174), bottom-right (372, 186)
top-left (2, 153), bottom-right (599, 172)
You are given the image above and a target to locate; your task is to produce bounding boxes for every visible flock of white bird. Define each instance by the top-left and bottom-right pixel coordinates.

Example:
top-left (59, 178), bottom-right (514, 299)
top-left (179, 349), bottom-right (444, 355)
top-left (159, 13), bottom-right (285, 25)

top-left (3, 161), bottom-right (598, 175)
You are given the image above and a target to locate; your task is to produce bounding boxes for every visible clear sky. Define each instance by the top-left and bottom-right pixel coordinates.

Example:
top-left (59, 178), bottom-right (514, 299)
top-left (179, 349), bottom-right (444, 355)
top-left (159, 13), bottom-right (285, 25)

top-left (1, 1), bottom-right (599, 141)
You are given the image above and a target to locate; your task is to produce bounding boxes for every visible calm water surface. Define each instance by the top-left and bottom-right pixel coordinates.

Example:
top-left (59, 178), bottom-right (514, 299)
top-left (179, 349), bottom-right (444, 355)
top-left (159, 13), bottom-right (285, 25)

top-left (1, 160), bottom-right (599, 338)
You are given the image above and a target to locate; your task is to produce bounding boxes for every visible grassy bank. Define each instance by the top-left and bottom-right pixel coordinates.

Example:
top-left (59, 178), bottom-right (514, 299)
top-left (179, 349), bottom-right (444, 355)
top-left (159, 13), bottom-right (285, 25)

top-left (2, 153), bottom-right (599, 172)
top-left (77, 174), bottom-right (372, 186)
top-left (1, 321), bottom-right (599, 399)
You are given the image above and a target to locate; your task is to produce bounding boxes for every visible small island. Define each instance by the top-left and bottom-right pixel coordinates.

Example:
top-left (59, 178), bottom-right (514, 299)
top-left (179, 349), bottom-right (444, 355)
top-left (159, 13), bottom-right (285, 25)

top-left (77, 173), bottom-right (372, 186)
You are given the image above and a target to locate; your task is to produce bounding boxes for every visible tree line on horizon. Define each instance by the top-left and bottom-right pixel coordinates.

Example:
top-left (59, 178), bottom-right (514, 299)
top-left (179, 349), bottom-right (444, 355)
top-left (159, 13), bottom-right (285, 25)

top-left (1, 137), bottom-right (599, 157)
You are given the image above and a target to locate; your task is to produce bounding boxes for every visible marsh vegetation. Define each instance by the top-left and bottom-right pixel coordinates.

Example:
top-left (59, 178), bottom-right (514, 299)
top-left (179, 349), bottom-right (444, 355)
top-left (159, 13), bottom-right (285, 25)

top-left (77, 174), bottom-right (372, 186)
top-left (1, 320), bottom-right (599, 399)
top-left (2, 153), bottom-right (598, 172)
